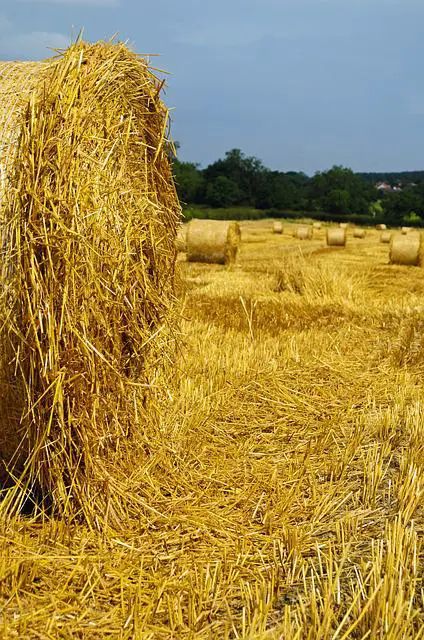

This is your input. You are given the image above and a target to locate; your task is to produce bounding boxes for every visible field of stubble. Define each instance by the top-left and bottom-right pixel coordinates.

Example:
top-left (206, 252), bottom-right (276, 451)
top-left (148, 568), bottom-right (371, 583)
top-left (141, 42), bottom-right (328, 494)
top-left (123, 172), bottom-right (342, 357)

top-left (1, 220), bottom-right (424, 639)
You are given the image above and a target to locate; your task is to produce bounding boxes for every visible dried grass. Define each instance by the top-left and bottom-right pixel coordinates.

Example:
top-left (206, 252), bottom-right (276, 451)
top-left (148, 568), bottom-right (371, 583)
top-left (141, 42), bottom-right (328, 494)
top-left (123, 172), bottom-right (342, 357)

top-left (353, 228), bottom-right (366, 239)
top-left (0, 41), bottom-right (180, 525)
top-left (186, 219), bottom-right (241, 265)
top-left (389, 234), bottom-right (422, 266)
top-left (327, 228), bottom-right (347, 246)
top-left (294, 226), bottom-right (313, 240)
top-left (176, 225), bottom-right (187, 252)
top-left (380, 230), bottom-right (392, 244)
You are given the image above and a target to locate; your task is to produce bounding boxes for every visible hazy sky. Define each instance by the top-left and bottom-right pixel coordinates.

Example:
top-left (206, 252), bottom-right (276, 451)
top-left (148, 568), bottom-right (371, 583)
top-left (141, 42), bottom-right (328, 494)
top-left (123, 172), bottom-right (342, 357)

top-left (0, 0), bottom-right (423, 174)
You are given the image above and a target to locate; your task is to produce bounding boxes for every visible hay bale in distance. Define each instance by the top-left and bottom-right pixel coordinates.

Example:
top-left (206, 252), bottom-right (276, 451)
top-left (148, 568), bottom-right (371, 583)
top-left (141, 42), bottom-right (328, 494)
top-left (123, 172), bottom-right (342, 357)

top-left (376, 223), bottom-right (387, 230)
top-left (401, 226), bottom-right (410, 235)
top-left (339, 222), bottom-right (349, 229)
top-left (389, 234), bottom-right (422, 266)
top-left (327, 228), bottom-right (346, 246)
top-left (272, 221), bottom-right (283, 234)
top-left (186, 219), bottom-right (241, 264)
top-left (176, 225), bottom-right (187, 252)
top-left (0, 41), bottom-right (181, 523)
top-left (380, 230), bottom-right (392, 243)
top-left (313, 222), bottom-right (322, 230)
top-left (294, 226), bottom-right (313, 240)
top-left (353, 228), bottom-right (366, 238)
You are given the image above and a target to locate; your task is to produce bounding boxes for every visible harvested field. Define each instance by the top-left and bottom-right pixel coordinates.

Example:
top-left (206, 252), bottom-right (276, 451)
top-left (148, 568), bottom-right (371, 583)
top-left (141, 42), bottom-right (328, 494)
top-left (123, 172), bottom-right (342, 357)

top-left (1, 219), bottom-right (424, 638)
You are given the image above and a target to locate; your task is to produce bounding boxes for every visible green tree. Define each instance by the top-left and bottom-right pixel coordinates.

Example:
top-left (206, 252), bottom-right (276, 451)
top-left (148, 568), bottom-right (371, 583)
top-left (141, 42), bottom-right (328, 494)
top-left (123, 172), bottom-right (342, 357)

top-left (205, 176), bottom-right (242, 207)
top-left (172, 159), bottom-right (205, 204)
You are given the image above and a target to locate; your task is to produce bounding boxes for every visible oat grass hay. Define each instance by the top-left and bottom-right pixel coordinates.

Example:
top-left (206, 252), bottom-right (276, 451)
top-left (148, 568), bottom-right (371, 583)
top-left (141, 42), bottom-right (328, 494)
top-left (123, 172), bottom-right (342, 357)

top-left (327, 227), bottom-right (346, 246)
top-left (272, 220), bottom-right (283, 234)
top-left (389, 233), bottom-right (422, 266)
top-left (0, 41), bottom-right (181, 525)
top-left (186, 219), bottom-right (241, 264)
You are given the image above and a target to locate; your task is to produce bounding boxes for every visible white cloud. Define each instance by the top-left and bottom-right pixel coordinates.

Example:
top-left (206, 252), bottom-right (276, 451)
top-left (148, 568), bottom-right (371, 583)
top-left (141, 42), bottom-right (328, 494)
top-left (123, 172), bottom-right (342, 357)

top-left (0, 31), bottom-right (70, 59)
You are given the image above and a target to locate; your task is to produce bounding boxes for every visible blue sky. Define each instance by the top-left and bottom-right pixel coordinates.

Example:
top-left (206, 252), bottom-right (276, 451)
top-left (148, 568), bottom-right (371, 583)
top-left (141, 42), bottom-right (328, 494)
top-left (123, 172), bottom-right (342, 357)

top-left (0, 0), bottom-right (423, 174)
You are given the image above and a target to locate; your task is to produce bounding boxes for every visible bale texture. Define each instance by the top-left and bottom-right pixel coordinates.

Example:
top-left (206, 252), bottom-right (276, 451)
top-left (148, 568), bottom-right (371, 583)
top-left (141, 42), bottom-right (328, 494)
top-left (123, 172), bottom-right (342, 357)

top-left (313, 222), bottom-right (322, 230)
top-left (294, 226), bottom-right (313, 240)
top-left (186, 219), bottom-right (241, 265)
top-left (272, 221), bottom-right (283, 234)
top-left (380, 231), bottom-right (392, 243)
top-left (376, 224), bottom-right (387, 230)
top-left (0, 41), bottom-right (181, 524)
top-left (176, 225), bottom-right (187, 252)
top-left (326, 228), bottom-right (346, 247)
top-left (389, 234), bottom-right (422, 266)
top-left (353, 229), bottom-right (366, 238)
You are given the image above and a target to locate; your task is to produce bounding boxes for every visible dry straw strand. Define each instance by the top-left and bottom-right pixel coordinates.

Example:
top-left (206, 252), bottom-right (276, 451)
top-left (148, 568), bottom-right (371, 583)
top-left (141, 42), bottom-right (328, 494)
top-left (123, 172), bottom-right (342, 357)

top-left (0, 41), bottom-right (181, 526)
top-left (389, 234), bottom-right (422, 266)
top-left (327, 228), bottom-right (347, 246)
top-left (186, 219), bottom-right (241, 265)
top-left (176, 225), bottom-right (187, 252)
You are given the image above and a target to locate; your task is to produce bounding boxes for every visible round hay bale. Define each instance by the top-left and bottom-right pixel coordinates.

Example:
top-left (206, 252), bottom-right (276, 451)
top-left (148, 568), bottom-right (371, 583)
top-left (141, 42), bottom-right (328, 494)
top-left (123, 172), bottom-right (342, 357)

top-left (339, 222), bottom-right (349, 229)
top-left (380, 230), bottom-right (392, 243)
top-left (353, 228), bottom-right (366, 238)
top-left (294, 226), bottom-right (313, 240)
top-left (176, 225), bottom-right (187, 252)
top-left (389, 234), bottom-right (422, 266)
top-left (313, 222), bottom-right (322, 230)
top-left (326, 228), bottom-right (346, 246)
top-left (376, 223), bottom-right (387, 230)
top-left (272, 221), bottom-right (283, 234)
top-left (0, 41), bottom-right (181, 523)
top-left (186, 219), bottom-right (241, 264)
top-left (401, 226), bottom-right (410, 235)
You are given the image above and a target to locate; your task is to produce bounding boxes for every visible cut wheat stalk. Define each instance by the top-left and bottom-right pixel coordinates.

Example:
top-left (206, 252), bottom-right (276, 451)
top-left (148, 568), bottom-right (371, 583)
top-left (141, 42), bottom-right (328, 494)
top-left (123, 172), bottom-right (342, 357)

top-left (186, 219), bottom-right (241, 265)
top-left (0, 40), bottom-right (181, 527)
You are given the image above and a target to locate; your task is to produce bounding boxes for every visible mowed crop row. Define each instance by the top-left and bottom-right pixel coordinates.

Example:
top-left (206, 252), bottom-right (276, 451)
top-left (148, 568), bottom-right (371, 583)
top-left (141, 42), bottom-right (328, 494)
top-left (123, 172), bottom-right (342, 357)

top-left (1, 221), bottom-right (424, 638)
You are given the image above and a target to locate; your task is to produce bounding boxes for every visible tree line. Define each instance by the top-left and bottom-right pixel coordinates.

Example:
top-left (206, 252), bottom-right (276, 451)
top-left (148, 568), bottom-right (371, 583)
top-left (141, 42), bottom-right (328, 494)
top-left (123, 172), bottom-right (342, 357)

top-left (172, 148), bottom-right (424, 225)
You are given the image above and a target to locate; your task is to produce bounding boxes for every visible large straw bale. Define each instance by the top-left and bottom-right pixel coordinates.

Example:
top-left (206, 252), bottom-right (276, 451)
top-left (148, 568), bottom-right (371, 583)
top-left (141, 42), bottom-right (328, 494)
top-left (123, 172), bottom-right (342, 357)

top-left (376, 223), bottom-right (387, 230)
top-left (353, 228), bottom-right (366, 238)
top-left (294, 226), bottom-right (313, 240)
top-left (272, 221), bottom-right (283, 234)
top-left (380, 230), bottom-right (392, 243)
top-left (326, 228), bottom-right (346, 246)
top-left (176, 225), bottom-right (187, 252)
top-left (186, 219), bottom-right (241, 264)
top-left (0, 41), bottom-right (181, 523)
top-left (389, 234), bottom-right (422, 266)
